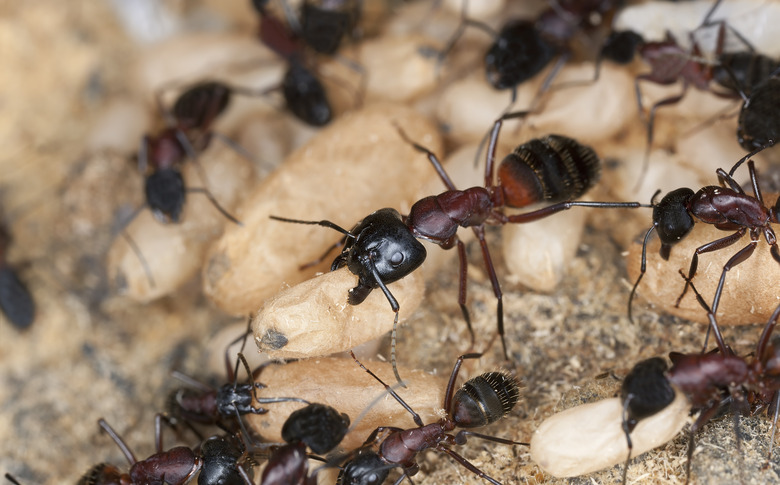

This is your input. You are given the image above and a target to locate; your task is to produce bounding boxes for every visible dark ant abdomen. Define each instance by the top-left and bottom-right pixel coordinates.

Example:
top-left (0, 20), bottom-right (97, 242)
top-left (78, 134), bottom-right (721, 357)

top-left (128, 446), bottom-right (199, 485)
top-left (145, 168), bottom-right (186, 223)
top-left (77, 464), bottom-right (124, 485)
top-left (485, 20), bottom-right (556, 90)
top-left (451, 372), bottom-right (520, 428)
top-left (689, 187), bottom-right (770, 227)
top-left (281, 402), bottom-right (350, 455)
top-left (601, 30), bottom-right (644, 65)
top-left (300, 2), bottom-right (352, 55)
top-left (714, 52), bottom-right (780, 97)
top-left (738, 77), bottom-right (780, 150)
top-left (498, 135), bottom-right (600, 208)
top-left (172, 82), bottom-right (232, 132)
top-left (0, 266), bottom-right (35, 330)
top-left (283, 62), bottom-right (332, 127)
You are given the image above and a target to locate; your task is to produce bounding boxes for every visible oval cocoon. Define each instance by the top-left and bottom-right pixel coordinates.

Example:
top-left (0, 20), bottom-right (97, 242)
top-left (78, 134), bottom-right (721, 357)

top-left (530, 390), bottom-right (690, 477)
top-left (253, 267), bottom-right (424, 358)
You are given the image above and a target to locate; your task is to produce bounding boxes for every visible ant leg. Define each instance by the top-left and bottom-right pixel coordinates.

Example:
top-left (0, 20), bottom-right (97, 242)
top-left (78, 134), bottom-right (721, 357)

top-left (170, 370), bottom-right (213, 392)
top-left (715, 167), bottom-right (745, 194)
top-left (119, 227), bottom-right (156, 288)
top-left (747, 160), bottom-right (764, 204)
top-left (708, 238), bottom-right (758, 317)
top-left (455, 239), bottom-right (475, 348)
top-left (472, 225), bottom-right (507, 359)
top-left (673, 229), bottom-right (746, 308)
top-left (682, 271), bottom-right (727, 356)
top-left (300, 237), bottom-right (346, 270)
top-left (453, 430), bottom-right (528, 446)
top-left (98, 418), bottom-right (138, 465)
top-left (443, 352), bottom-right (483, 412)
top-left (435, 446), bottom-right (502, 485)
top-left (502, 200), bottom-right (646, 224)
top-left (637, 84), bottom-right (689, 191)
top-left (621, 394), bottom-right (636, 485)
top-left (394, 124), bottom-right (457, 191)
top-left (210, 131), bottom-right (259, 166)
top-left (4, 474), bottom-right (22, 485)
top-left (728, 142), bottom-right (775, 177)
top-left (628, 226), bottom-right (655, 324)
top-left (225, 316), bottom-right (253, 383)
top-left (349, 351), bottom-right (424, 427)
top-left (186, 187), bottom-right (243, 225)
top-left (756, 302), bottom-right (780, 363)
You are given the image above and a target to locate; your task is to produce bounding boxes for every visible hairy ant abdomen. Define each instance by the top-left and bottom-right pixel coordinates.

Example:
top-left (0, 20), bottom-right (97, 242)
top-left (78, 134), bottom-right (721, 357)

top-left (280, 402), bottom-right (350, 455)
top-left (77, 464), bottom-right (123, 485)
top-left (199, 436), bottom-right (250, 485)
top-left (145, 168), bottom-right (186, 223)
top-left (451, 371), bottom-right (520, 428)
top-left (485, 20), bottom-right (556, 90)
top-left (498, 135), bottom-right (600, 207)
top-left (283, 62), bottom-right (332, 127)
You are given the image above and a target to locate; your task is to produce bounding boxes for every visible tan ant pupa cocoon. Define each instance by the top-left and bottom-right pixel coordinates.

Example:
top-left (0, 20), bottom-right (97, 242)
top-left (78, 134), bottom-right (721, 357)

top-left (530, 389), bottom-right (690, 477)
top-left (627, 219), bottom-right (780, 325)
top-left (252, 266), bottom-right (423, 358)
top-left (107, 142), bottom-right (256, 302)
top-left (246, 356), bottom-right (447, 450)
top-left (203, 103), bottom-right (443, 315)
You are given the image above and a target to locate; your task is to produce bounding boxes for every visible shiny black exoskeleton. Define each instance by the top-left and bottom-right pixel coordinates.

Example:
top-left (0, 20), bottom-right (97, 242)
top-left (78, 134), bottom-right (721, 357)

top-left (338, 352), bottom-right (525, 485)
top-left (199, 435), bottom-right (256, 485)
top-left (713, 52), bottom-right (780, 98)
top-left (484, 20), bottom-right (556, 91)
top-left (299, 0), bottom-right (360, 55)
top-left (738, 76), bottom-right (780, 150)
top-left (628, 149), bottom-right (780, 322)
top-left (261, 403), bottom-right (350, 485)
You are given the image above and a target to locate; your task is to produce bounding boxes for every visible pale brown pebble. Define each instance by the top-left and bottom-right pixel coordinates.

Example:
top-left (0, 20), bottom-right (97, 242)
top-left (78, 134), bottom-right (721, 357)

top-left (107, 141), bottom-right (257, 302)
top-left (202, 103), bottom-right (443, 315)
top-left (530, 389), bottom-right (690, 477)
top-left (246, 356), bottom-right (447, 450)
top-left (626, 218), bottom-right (780, 325)
top-left (252, 267), bottom-right (423, 359)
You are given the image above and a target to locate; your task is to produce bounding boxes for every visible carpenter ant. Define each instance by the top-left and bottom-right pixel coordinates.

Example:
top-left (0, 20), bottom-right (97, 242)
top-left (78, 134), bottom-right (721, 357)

top-left (440, 0), bottom-right (626, 103)
top-left (627, 143), bottom-right (780, 326)
top-left (0, 221), bottom-right (34, 330)
top-left (272, 114), bottom-right (645, 383)
top-left (167, 322), bottom-right (308, 434)
top-left (337, 351), bottom-right (526, 485)
top-left (261, 402), bottom-right (350, 485)
top-left (251, 0), bottom-right (335, 126)
top-left (89, 415), bottom-right (258, 485)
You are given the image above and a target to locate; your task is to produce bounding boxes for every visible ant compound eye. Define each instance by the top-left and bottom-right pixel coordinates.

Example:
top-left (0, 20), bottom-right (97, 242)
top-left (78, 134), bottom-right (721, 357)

top-left (390, 251), bottom-right (404, 267)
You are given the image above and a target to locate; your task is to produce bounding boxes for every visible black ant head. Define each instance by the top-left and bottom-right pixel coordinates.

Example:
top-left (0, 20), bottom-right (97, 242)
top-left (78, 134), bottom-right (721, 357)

top-left (199, 436), bottom-right (248, 485)
top-left (451, 372), bottom-right (520, 428)
top-left (485, 20), bottom-right (557, 90)
top-left (652, 188), bottom-right (695, 260)
top-left (172, 82), bottom-right (231, 132)
top-left (76, 464), bottom-right (124, 485)
top-left (281, 403), bottom-right (350, 455)
top-left (600, 30), bottom-right (644, 65)
top-left (620, 357), bottom-right (675, 433)
top-left (145, 168), bottom-right (186, 223)
top-left (216, 383), bottom-right (256, 417)
top-left (338, 450), bottom-right (392, 485)
top-left (283, 62), bottom-right (332, 127)
top-left (339, 208), bottom-right (426, 305)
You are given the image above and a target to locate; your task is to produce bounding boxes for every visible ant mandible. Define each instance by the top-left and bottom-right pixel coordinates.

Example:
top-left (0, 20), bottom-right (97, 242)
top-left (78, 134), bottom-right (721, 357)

top-left (628, 142), bottom-right (780, 326)
top-left (273, 112), bottom-right (646, 383)
top-left (337, 351), bottom-right (526, 485)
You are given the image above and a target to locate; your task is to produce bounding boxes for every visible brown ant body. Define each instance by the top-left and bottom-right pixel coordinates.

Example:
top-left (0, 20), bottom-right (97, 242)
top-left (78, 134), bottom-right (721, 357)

top-left (337, 351), bottom-right (526, 485)
top-left (86, 416), bottom-right (257, 485)
top-left (273, 115), bottom-right (644, 382)
top-left (628, 145), bottom-right (780, 327)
